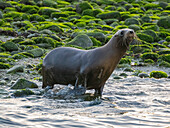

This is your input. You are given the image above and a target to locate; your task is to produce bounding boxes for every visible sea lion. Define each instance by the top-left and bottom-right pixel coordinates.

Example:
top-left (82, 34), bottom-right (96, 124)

top-left (42, 29), bottom-right (136, 96)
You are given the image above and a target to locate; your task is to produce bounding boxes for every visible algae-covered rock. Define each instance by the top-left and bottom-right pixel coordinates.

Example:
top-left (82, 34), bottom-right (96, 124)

top-left (68, 34), bottom-right (93, 48)
top-left (142, 30), bottom-right (158, 41)
top-left (124, 67), bottom-right (134, 72)
top-left (11, 78), bottom-right (38, 89)
top-left (130, 44), bottom-right (152, 54)
top-left (142, 52), bottom-right (159, 62)
top-left (39, 23), bottom-right (63, 33)
top-left (137, 33), bottom-right (153, 43)
top-left (128, 25), bottom-right (141, 31)
top-left (150, 71), bottom-right (168, 78)
top-left (160, 54), bottom-right (170, 63)
top-left (32, 36), bottom-right (56, 47)
top-left (87, 32), bottom-right (106, 43)
top-left (165, 36), bottom-right (170, 42)
top-left (21, 5), bottom-right (39, 14)
top-left (76, 1), bottom-right (93, 14)
top-left (51, 12), bottom-right (69, 18)
top-left (38, 7), bottom-right (59, 16)
top-left (141, 15), bottom-right (151, 23)
top-left (125, 18), bottom-right (140, 25)
top-left (97, 11), bottom-right (120, 20)
top-left (27, 48), bottom-right (44, 58)
top-left (90, 37), bottom-right (102, 46)
top-left (19, 39), bottom-right (36, 45)
top-left (30, 14), bottom-right (45, 21)
top-left (1, 41), bottom-right (18, 52)
top-left (0, 1), bottom-right (12, 10)
top-left (0, 62), bottom-right (11, 69)
top-left (157, 16), bottom-right (170, 29)
top-left (144, 3), bottom-right (159, 10)
top-left (158, 49), bottom-right (170, 55)
top-left (144, 59), bottom-right (154, 64)
top-left (13, 89), bottom-right (34, 97)
top-left (82, 9), bottom-right (94, 16)
top-left (7, 65), bottom-right (24, 74)
top-left (41, 0), bottom-right (58, 8)
top-left (159, 61), bottom-right (170, 68)
top-left (119, 58), bottom-right (131, 65)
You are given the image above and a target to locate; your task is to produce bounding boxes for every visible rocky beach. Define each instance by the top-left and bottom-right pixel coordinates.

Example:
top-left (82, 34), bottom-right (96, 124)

top-left (0, 0), bottom-right (170, 127)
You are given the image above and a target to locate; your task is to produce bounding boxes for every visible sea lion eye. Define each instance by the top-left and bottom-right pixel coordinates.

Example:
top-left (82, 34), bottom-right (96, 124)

top-left (120, 31), bottom-right (124, 36)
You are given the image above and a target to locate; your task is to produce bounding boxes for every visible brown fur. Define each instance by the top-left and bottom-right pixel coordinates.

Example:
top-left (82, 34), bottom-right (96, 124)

top-left (42, 29), bottom-right (135, 96)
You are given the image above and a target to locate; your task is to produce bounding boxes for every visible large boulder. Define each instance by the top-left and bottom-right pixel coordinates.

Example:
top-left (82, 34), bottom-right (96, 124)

top-left (68, 34), bottom-right (93, 48)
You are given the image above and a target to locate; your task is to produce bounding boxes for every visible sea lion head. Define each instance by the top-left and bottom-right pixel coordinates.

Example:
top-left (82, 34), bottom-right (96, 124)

top-left (115, 29), bottom-right (136, 48)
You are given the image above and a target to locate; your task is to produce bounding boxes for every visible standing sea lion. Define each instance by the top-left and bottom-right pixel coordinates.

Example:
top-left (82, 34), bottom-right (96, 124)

top-left (42, 29), bottom-right (135, 96)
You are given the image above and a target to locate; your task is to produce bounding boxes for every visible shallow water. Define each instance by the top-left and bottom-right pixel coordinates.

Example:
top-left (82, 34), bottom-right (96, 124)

top-left (0, 67), bottom-right (170, 128)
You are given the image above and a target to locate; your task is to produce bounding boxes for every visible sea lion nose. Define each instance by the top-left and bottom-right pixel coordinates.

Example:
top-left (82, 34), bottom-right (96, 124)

top-left (129, 31), bottom-right (133, 34)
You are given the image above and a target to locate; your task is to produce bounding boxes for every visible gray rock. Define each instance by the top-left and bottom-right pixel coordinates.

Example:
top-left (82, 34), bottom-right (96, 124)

top-left (68, 34), bottom-right (93, 48)
top-left (138, 73), bottom-right (149, 78)
top-left (11, 78), bottom-right (38, 89)
top-left (7, 65), bottom-right (24, 74)
top-left (0, 11), bottom-right (3, 19)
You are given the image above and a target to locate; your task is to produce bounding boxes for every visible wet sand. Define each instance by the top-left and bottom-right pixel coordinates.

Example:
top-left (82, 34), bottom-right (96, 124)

top-left (0, 66), bottom-right (170, 128)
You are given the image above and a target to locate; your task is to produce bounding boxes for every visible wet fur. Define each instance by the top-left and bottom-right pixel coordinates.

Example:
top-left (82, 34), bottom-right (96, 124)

top-left (42, 29), bottom-right (136, 96)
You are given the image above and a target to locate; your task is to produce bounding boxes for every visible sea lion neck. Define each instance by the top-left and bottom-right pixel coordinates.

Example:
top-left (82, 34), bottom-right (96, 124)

top-left (103, 35), bottom-right (127, 55)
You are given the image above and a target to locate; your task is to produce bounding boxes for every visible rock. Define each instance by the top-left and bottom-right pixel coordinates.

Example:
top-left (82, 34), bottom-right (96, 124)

top-left (13, 89), bottom-right (34, 97)
top-left (0, 1), bottom-right (12, 10)
top-left (137, 33), bottom-right (153, 43)
top-left (32, 36), bottom-right (57, 47)
top-left (138, 73), bottom-right (149, 78)
top-left (124, 67), bottom-right (134, 72)
top-left (11, 78), bottom-right (38, 89)
top-left (119, 73), bottom-right (128, 77)
top-left (160, 54), bottom-right (170, 63)
top-left (142, 52), bottom-right (159, 62)
top-left (87, 32), bottom-right (106, 43)
top-left (150, 71), bottom-right (168, 78)
top-left (119, 58), bottom-right (131, 65)
top-left (7, 65), bottom-right (24, 74)
top-left (113, 76), bottom-right (123, 79)
top-left (157, 16), bottom-right (170, 29)
top-left (76, 1), bottom-right (93, 14)
top-left (68, 34), bottom-right (93, 48)
top-left (142, 30), bottom-right (158, 41)
top-left (125, 18), bottom-right (140, 25)
top-left (38, 7), bottom-right (59, 16)
top-left (159, 61), bottom-right (170, 68)
top-left (97, 11), bottom-right (120, 20)
top-left (141, 16), bottom-right (151, 23)
top-left (158, 40), bottom-right (166, 44)
top-left (0, 11), bottom-right (3, 19)
top-left (27, 48), bottom-right (44, 58)
top-left (0, 62), bottom-right (11, 69)
top-left (2, 41), bottom-right (18, 52)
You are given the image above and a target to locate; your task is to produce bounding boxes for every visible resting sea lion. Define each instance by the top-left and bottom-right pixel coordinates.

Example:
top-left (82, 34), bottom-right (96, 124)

top-left (42, 29), bottom-right (135, 96)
